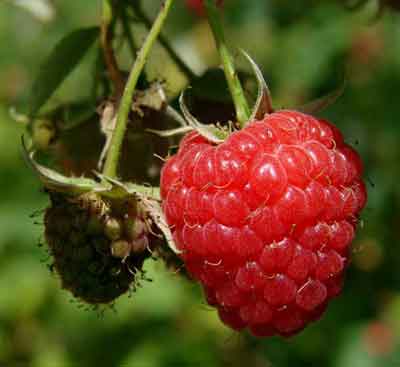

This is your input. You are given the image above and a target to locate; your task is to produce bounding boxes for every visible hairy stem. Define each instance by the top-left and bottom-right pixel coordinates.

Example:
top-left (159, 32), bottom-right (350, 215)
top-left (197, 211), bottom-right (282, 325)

top-left (204, 0), bottom-right (250, 127)
top-left (102, 0), bottom-right (175, 178)
top-left (131, 1), bottom-right (197, 80)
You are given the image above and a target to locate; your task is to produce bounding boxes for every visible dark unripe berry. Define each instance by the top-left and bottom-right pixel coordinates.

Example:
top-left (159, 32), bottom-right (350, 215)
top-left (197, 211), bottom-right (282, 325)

top-left (45, 192), bottom-right (152, 304)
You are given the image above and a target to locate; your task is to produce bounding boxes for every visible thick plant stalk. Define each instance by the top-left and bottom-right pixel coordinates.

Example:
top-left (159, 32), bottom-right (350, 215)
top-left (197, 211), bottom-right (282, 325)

top-left (102, 0), bottom-right (175, 178)
top-left (204, 0), bottom-right (250, 127)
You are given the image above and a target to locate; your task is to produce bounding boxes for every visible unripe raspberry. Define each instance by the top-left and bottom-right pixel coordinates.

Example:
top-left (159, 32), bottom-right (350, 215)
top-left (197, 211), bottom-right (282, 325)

top-left (45, 192), bottom-right (153, 304)
top-left (160, 110), bottom-right (367, 337)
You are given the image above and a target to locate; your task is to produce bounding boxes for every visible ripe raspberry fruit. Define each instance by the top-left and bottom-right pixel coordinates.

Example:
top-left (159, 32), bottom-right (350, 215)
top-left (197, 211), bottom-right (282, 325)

top-left (160, 110), bottom-right (367, 337)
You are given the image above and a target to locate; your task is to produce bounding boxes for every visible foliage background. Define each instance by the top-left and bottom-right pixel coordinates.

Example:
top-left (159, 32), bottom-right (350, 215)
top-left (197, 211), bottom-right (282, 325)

top-left (0, 0), bottom-right (399, 366)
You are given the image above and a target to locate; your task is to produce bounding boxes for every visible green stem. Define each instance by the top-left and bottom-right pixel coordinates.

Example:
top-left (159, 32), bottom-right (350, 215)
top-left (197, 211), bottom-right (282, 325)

top-left (204, 0), bottom-right (250, 127)
top-left (132, 2), bottom-right (197, 80)
top-left (102, 0), bottom-right (175, 178)
top-left (102, 0), bottom-right (112, 27)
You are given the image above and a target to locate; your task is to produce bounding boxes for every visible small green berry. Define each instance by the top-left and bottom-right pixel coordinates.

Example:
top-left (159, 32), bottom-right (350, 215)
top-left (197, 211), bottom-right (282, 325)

top-left (111, 240), bottom-right (131, 259)
top-left (124, 217), bottom-right (146, 240)
top-left (105, 217), bottom-right (122, 240)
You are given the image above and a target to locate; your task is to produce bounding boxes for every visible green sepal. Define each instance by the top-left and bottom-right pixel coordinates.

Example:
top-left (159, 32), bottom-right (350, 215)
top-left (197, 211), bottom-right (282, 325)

top-left (241, 50), bottom-right (274, 121)
top-left (179, 92), bottom-right (229, 144)
top-left (22, 136), bottom-right (110, 194)
top-left (98, 174), bottom-right (178, 254)
top-left (96, 174), bottom-right (160, 201)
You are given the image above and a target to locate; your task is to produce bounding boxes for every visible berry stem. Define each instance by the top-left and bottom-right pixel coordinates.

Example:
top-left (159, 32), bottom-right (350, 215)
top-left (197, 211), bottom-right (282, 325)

top-left (204, 0), bottom-right (251, 127)
top-left (131, 1), bottom-right (197, 81)
top-left (102, 0), bottom-right (175, 179)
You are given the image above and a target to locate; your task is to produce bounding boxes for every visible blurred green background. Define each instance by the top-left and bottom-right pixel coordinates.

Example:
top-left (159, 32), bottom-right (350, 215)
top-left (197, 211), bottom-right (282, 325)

top-left (1, 0), bottom-right (400, 366)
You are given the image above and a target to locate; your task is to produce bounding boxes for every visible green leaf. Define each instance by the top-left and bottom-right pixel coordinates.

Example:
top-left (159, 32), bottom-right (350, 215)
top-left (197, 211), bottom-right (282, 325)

top-left (28, 27), bottom-right (99, 118)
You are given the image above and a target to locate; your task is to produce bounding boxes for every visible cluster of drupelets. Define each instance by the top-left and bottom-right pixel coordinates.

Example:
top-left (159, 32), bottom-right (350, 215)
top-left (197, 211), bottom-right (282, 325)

top-left (160, 110), bottom-right (366, 337)
top-left (44, 192), bottom-right (152, 305)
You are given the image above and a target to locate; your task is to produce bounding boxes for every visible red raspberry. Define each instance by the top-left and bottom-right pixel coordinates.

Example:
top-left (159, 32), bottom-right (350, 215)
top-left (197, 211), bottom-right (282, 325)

top-left (186, 0), bottom-right (224, 16)
top-left (160, 110), bottom-right (367, 337)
